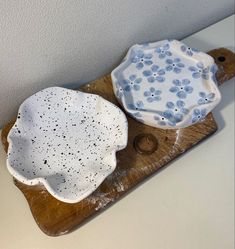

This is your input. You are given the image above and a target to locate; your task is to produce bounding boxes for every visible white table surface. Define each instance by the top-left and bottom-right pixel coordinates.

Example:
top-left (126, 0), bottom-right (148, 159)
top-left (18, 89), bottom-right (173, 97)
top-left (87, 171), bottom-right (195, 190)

top-left (0, 15), bottom-right (234, 249)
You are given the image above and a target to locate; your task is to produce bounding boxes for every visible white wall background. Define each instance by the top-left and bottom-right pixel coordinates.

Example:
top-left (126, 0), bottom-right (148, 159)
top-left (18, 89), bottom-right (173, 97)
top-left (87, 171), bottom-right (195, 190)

top-left (0, 0), bottom-right (234, 127)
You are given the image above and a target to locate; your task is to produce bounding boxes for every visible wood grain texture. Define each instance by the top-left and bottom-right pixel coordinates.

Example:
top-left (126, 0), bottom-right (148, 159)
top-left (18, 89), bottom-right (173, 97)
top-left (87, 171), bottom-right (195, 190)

top-left (1, 48), bottom-right (234, 236)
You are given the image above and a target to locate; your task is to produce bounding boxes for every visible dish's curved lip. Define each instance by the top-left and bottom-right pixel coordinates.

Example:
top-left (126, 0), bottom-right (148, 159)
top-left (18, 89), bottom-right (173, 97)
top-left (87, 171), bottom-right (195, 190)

top-left (111, 39), bottom-right (221, 129)
top-left (6, 87), bottom-right (128, 203)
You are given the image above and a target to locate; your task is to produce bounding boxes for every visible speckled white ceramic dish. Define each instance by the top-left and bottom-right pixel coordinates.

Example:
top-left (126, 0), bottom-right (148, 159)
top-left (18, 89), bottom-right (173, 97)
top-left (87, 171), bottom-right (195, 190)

top-left (6, 87), bottom-right (128, 203)
top-left (111, 39), bottom-right (221, 129)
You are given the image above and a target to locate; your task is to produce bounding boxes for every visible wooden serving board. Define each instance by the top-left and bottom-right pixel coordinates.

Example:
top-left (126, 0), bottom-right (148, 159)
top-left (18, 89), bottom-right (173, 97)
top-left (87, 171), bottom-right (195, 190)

top-left (1, 48), bottom-right (235, 236)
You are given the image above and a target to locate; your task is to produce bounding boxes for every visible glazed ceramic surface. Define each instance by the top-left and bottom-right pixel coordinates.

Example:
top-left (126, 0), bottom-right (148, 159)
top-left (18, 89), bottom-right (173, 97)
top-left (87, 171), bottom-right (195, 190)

top-left (7, 87), bottom-right (128, 203)
top-left (111, 39), bottom-right (221, 129)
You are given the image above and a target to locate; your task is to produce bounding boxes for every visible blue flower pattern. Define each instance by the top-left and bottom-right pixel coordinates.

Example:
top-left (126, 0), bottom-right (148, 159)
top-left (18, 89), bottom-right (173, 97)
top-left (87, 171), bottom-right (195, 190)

top-left (115, 40), bottom-right (218, 127)
top-left (144, 87), bottom-right (162, 102)
top-left (188, 62), bottom-right (209, 79)
top-left (153, 100), bottom-right (189, 126)
top-left (163, 100), bottom-right (189, 126)
top-left (165, 58), bottom-right (185, 73)
top-left (155, 43), bottom-right (172, 59)
top-left (143, 65), bottom-right (165, 83)
top-left (210, 64), bottom-right (218, 83)
top-left (180, 45), bottom-right (198, 56)
top-left (132, 112), bottom-right (142, 118)
top-left (127, 102), bottom-right (145, 123)
top-left (169, 79), bottom-right (193, 99)
top-left (154, 116), bottom-right (168, 126)
top-left (131, 50), bottom-right (153, 69)
top-left (122, 74), bottom-right (142, 91)
top-left (128, 100), bottom-right (144, 111)
top-left (192, 109), bottom-right (207, 123)
top-left (198, 92), bottom-right (215, 105)
top-left (115, 85), bottom-right (124, 98)
top-left (131, 112), bottom-right (145, 123)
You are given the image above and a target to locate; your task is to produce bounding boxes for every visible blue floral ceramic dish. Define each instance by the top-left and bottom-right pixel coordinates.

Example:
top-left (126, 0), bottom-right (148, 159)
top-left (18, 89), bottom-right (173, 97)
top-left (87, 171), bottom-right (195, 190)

top-left (111, 39), bottom-right (221, 129)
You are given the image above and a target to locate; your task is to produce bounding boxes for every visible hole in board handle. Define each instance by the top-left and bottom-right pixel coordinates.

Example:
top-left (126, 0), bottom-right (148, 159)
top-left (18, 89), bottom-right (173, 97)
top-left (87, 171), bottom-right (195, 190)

top-left (217, 56), bottom-right (226, 62)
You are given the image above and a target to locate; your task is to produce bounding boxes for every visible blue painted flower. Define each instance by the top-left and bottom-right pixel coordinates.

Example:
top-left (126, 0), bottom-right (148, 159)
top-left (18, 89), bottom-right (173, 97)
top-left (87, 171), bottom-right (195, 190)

top-left (188, 62), bottom-right (209, 79)
top-left (162, 100), bottom-right (189, 126)
top-left (169, 79), bottom-right (193, 99)
top-left (192, 108), bottom-right (207, 123)
top-left (122, 74), bottom-right (142, 91)
top-left (115, 85), bottom-right (124, 98)
top-left (210, 63), bottom-right (218, 83)
top-left (144, 87), bottom-right (162, 102)
top-left (154, 115), bottom-right (168, 126)
top-left (197, 91), bottom-right (215, 105)
top-left (131, 50), bottom-right (153, 69)
top-left (180, 45), bottom-right (198, 56)
top-left (143, 65), bottom-right (166, 83)
top-left (131, 111), bottom-right (144, 122)
top-left (128, 100), bottom-right (144, 110)
top-left (132, 112), bottom-right (142, 118)
top-left (155, 43), bottom-right (172, 59)
top-left (165, 58), bottom-right (185, 73)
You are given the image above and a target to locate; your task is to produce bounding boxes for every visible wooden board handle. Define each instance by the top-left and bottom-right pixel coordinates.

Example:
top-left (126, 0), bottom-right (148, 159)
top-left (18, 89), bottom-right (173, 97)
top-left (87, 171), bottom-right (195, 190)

top-left (207, 48), bottom-right (235, 86)
top-left (2, 47), bottom-right (234, 236)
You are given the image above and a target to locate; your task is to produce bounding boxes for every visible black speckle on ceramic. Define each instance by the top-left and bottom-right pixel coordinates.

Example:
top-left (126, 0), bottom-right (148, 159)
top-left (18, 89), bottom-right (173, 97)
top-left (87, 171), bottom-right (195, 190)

top-left (7, 87), bottom-right (128, 203)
